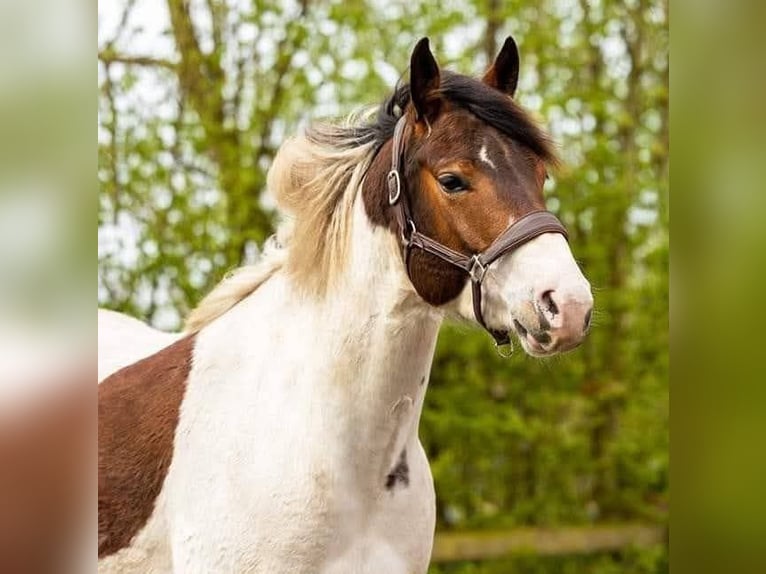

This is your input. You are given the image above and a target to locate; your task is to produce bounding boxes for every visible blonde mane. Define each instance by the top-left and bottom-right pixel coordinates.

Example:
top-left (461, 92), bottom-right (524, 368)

top-left (185, 109), bottom-right (379, 332)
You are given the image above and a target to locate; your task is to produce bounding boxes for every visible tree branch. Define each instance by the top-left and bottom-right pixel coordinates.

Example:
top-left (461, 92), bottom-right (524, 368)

top-left (205, 0), bottom-right (227, 51)
top-left (98, 51), bottom-right (177, 70)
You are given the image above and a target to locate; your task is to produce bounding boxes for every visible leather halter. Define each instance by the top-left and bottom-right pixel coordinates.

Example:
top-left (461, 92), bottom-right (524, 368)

top-left (386, 116), bottom-right (569, 347)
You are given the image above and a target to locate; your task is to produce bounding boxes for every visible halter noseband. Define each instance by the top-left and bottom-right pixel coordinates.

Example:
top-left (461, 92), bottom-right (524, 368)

top-left (386, 116), bottom-right (569, 347)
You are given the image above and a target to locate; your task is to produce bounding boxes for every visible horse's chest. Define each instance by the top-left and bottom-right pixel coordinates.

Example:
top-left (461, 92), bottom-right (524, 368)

top-left (114, 317), bottom-right (438, 573)
top-left (153, 444), bottom-right (435, 574)
top-left (158, 399), bottom-right (435, 573)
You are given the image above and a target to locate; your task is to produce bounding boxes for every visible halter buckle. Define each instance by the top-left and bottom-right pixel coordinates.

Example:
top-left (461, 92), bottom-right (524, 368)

top-left (387, 170), bottom-right (401, 205)
top-left (469, 255), bottom-right (487, 283)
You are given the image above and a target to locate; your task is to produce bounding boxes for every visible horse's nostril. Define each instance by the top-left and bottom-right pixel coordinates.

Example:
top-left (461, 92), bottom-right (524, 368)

top-left (583, 308), bottom-right (593, 332)
top-left (541, 290), bottom-right (558, 316)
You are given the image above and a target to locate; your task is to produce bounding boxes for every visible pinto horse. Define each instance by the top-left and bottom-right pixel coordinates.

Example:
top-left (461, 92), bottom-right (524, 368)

top-left (98, 37), bottom-right (593, 573)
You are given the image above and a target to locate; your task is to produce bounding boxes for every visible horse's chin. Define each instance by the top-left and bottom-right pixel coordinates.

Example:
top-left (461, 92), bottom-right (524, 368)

top-left (513, 320), bottom-right (586, 357)
top-left (506, 308), bottom-right (563, 358)
top-left (516, 334), bottom-right (557, 358)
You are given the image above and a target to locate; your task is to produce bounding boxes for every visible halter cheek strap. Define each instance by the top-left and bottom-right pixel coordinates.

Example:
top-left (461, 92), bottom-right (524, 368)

top-left (387, 116), bottom-right (569, 347)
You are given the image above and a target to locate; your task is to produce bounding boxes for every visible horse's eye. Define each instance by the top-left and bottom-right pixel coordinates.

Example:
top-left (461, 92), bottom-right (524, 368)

top-left (437, 174), bottom-right (467, 193)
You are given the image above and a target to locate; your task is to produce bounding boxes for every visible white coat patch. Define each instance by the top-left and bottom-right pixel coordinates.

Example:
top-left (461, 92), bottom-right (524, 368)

top-left (479, 145), bottom-right (496, 169)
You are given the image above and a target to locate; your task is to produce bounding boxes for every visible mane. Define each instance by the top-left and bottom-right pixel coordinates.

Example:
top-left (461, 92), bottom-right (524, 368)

top-left (184, 109), bottom-right (381, 332)
top-left (185, 72), bottom-right (558, 332)
top-left (184, 234), bottom-right (287, 333)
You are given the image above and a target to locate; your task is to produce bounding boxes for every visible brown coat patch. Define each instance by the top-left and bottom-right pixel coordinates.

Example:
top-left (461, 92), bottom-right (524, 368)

top-left (98, 334), bottom-right (196, 557)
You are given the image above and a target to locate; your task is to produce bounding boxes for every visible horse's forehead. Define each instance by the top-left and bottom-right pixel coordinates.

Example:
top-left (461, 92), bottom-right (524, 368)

top-left (430, 110), bottom-right (485, 147)
top-left (425, 111), bottom-right (517, 168)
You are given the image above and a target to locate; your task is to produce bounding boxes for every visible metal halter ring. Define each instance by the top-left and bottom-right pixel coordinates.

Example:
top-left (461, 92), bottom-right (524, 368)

top-left (387, 170), bottom-right (401, 205)
top-left (468, 255), bottom-right (488, 283)
top-left (401, 219), bottom-right (416, 245)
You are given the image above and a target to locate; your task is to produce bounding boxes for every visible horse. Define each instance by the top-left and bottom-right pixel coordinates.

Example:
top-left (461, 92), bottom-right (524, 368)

top-left (98, 37), bottom-right (593, 573)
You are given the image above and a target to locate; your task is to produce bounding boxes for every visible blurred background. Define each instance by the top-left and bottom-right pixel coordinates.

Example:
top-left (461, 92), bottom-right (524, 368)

top-left (97, 0), bottom-right (668, 572)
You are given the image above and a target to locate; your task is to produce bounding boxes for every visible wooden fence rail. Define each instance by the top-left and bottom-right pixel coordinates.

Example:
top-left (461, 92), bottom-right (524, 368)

top-left (431, 523), bottom-right (666, 563)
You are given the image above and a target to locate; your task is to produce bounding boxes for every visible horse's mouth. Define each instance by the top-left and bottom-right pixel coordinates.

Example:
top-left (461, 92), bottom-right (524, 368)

top-left (513, 318), bottom-right (556, 357)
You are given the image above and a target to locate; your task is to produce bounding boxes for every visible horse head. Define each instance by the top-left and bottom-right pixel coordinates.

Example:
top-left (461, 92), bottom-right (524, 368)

top-left (364, 38), bottom-right (593, 356)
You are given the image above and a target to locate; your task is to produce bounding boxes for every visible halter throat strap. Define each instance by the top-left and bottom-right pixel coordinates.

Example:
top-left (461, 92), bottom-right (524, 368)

top-left (386, 116), bottom-right (568, 347)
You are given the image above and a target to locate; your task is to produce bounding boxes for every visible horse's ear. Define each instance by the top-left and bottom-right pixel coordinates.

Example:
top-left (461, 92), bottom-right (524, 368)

top-left (482, 36), bottom-right (520, 98)
top-left (409, 37), bottom-right (441, 122)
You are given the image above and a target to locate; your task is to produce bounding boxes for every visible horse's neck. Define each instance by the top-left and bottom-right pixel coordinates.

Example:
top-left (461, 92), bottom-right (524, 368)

top-left (307, 285), bottom-right (440, 490)
top-left (228, 199), bottom-right (441, 486)
top-left (304, 199), bottom-right (442, 474)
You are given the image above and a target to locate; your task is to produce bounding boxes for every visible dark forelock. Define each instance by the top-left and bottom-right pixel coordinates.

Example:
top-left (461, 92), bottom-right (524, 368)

top-left (369, 71), bottom-right (558, 165)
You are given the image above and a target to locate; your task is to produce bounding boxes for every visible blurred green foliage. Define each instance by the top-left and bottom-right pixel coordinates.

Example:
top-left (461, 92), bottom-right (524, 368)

top-left (98, 0), bottom-right (667, 571)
